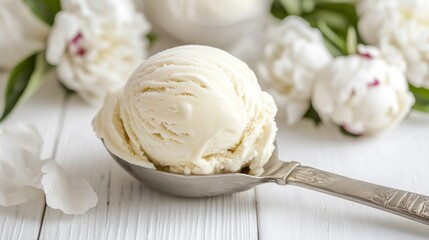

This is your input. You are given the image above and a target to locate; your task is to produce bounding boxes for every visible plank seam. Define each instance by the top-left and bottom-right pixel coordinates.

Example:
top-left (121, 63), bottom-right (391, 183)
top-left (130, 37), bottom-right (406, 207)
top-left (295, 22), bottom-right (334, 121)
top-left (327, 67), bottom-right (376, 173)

top-left (255, 188), bottom-right (261, 240)
top-left (36, 93), bottom-right (71, 240)
top-left (104, 166), bottom-right (112, 238)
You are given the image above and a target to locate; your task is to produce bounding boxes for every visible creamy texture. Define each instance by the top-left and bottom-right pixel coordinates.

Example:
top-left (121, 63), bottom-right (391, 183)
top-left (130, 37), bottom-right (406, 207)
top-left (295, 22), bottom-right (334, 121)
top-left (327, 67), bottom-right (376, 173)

top-left (94, 45), bottom-right (277, 175)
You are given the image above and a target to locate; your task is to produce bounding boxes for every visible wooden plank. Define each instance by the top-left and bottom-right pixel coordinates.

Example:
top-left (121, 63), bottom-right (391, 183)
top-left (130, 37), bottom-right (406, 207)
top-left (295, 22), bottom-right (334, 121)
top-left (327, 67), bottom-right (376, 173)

top-left (257, 118), bottom-right (429, 240)
top-left (105, 166), bottom-right (258, 240)
top-left (144, 190), bottom-right (257, 240)
top-left (39, 95), bottom-right (258, 240)
top-left (38, 96), bottom-right (110, 239)
top-left (0, 72), bottom-right (65, 240)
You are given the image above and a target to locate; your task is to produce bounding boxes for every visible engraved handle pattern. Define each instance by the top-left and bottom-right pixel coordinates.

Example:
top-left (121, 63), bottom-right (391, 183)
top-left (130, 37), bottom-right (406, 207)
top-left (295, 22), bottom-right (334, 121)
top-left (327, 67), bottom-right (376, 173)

top-left (373, 187), bottom-right (429, 219)
top-left (284, 166), bottom-right (429, 225)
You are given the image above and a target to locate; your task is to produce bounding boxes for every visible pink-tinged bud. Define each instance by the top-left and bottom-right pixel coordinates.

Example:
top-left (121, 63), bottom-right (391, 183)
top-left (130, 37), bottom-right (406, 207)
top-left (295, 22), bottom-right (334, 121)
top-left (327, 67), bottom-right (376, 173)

top-left (71, 32), bottom-right (83, 45)
top-left (358, 50), bottom-right (373, 59)
top-left (312, 45), bottom-right (414, 136)
top-left (76, 48), bottom-right (86, 56)
top-left (368, 79), bottom-right (380, 88)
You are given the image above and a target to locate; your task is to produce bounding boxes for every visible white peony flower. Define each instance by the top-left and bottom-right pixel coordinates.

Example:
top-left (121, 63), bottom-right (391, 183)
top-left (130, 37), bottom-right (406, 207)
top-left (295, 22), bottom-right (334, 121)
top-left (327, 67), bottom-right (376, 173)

top-left (46, 0), bottom-right (151, 104)
top-left (0, 123), bottom-right (98, 214)
top-left (257, 16), bottom-right (332, 125)
top-left (143, 0), bottom-right (269, 48)
top-left (312, 46), bottom-right (415, 136)
top-left (0, 0), bottom-right (49, 69)
top-left (358, 0), bottom-right (429, 88)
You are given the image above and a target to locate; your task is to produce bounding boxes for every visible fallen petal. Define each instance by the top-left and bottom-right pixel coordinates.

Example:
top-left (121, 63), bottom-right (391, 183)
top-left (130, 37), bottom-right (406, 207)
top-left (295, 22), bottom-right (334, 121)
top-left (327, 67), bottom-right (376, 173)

top-left (41, 160), bottom-right (98, 215)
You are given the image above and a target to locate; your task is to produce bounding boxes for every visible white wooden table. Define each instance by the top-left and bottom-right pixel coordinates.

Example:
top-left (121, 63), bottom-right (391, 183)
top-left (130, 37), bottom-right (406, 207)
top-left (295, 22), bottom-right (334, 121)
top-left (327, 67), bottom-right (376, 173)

top-left (1, 59), bottom-right (429, 239)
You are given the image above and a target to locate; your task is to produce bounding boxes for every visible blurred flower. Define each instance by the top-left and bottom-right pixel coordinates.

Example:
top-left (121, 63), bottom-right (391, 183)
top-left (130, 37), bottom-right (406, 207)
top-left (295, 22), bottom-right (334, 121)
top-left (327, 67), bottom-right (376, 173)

top-left (358, 0), bottom-right (429, 88)
top-left (143, 0), bottom-right (269, 48)
top-left (312, 45), bottom-right (414, 136)
top-left (257, 16), bottom-right (332, 125)
top-left (46, 0), bottom-right (151, 104)
top-left (0, 0), bottom-right (49, 69)
top-left (0, 123), bottom-right (98, 214)
top-left (0, 123), bottom-right (44, 206)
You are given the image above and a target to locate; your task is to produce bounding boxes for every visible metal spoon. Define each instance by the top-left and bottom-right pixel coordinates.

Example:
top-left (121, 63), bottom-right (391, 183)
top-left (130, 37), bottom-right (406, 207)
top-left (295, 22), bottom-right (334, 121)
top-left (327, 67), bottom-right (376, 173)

top-left (104, 143), bottom-right (429, 225)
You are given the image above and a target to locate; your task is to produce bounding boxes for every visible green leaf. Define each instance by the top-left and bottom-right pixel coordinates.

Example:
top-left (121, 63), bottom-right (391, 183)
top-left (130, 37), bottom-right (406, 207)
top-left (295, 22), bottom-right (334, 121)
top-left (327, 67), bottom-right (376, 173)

top-left (146, 33), bottom-right (157, 47)
top-left (303, 104), bottom-right (322, 125)
top-left (317, 20), bottom-right (346, 55)
top-left (302, 0), bottom-right (316, 13)
top-left (280, 0), bottom-right (302, 15)
top-left (303, 9), bottom-right (350, 30)
top-left (409, 84), bottom-right (429, 113)
top-left (346, 26), bottom-right (357, 55)
top-left (22, 53), bottom-right (53, 101)
top-left (1, 54), bottom-right (37, 121)
top-left (1, 52), bottom-right (51, 121)
top-left (315, 2), bottom-right (359, 24)
top-left (322, 38), bottom-right (343, 56)
top-left (23, 0), bottom-right (61, 26)
top-left (270, 0), bottom-right (288, 19)
top-left (413, 103), bottom-right (429, 112)
top-left (314, 2), bottom-right (361, 40)
top-left (269, 0), bottom-right (361, 56)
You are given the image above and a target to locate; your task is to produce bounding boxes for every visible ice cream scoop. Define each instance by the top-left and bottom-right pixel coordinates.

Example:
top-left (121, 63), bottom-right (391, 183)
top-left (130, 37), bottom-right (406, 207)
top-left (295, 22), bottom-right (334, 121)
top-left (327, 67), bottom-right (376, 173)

top-left (104, 143), bottom-right (429, 226)
top-left (94, 45), bottom-right (277, 175)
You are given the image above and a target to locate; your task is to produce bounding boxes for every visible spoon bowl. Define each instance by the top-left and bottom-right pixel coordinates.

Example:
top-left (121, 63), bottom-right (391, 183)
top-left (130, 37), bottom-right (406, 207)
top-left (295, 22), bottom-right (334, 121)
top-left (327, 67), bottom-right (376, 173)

top-left (104, 142), bottom-right (429, 225)
top-left (108, 148), bottom-right (284, 197)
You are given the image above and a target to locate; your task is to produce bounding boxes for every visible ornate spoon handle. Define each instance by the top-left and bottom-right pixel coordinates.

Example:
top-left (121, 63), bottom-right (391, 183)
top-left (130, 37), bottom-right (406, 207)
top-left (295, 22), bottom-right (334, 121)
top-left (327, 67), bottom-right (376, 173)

top-left (284, 165), bottom-right (429, 225)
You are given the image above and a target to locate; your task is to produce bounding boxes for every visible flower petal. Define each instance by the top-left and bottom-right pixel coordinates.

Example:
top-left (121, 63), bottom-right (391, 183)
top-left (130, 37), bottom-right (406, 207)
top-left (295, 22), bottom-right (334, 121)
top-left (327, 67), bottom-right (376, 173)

top-left (47, 0), bottom-right (150, 105)
top-left (284, 101), bottom-right (309, 125)
top-left (358, 0), bottom-right (429, 87)
top-left (0, 123), bottom-right (44, 206)
top-left (41, 160), bottom-right (98, 215)
top-left (46, 12), bottom-right (80, 65)
top-left (0, 0), bottom-right (49, 68)
top-left (257, 16), bottom-right (332, 125)
top-left (0, 183), bottom-right (43, 206)
top-left (312, 46), bottom-right (414, 136)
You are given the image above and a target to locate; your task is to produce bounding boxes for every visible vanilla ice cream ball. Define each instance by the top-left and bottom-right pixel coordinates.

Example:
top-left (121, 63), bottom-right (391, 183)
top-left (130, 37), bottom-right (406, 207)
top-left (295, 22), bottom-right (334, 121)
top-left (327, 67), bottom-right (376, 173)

top-left (143, 0), bottom-right (269, 48)
top-left (94, 45), bottom-right (277, 175)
